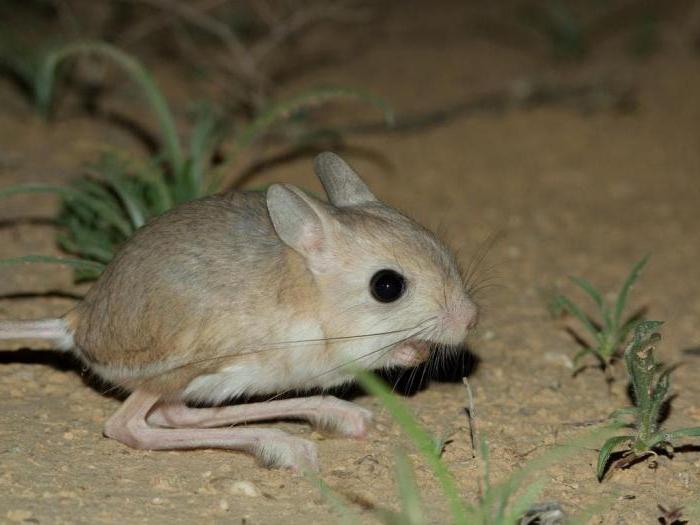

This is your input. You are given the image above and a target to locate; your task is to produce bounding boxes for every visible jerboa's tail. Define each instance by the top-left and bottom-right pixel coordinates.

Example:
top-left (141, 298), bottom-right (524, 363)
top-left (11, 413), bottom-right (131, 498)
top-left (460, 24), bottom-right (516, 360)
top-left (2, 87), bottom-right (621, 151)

top-left (0, 318), bottom-right (73, 350)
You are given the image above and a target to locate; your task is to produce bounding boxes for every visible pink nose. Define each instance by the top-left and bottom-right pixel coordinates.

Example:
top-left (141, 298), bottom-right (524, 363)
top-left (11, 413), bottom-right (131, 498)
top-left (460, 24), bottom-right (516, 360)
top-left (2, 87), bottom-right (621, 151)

top-left (445, 300), bottom-right (478, 332)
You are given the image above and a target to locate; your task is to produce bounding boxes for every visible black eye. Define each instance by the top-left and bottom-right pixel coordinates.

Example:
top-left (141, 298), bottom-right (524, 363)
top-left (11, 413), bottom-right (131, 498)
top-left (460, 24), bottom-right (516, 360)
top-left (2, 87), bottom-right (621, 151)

top-left (370, 269), bottom-right (406, 303)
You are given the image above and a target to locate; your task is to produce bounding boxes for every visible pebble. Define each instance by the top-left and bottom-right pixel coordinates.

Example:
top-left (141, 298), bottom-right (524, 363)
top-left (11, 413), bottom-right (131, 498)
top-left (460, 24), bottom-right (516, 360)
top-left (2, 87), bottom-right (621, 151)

top-left (229, 481), bottom-right (261, 498)
top-left (208, 478), bottom-right (262, 497)
top-left (543, 352), bottom-right (574, 369)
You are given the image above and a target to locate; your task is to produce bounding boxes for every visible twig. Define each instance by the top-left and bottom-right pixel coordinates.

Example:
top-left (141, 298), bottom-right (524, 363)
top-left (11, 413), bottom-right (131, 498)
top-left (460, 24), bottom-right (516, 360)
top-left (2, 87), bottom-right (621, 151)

top-left (116, 0), bottom-right (261, 83)
top-left (252, 1), bottom-right (369, 65)
top-left (119, 0), bottom-right (229, 46)
top-left (462, 376), bottom-right (478, 459)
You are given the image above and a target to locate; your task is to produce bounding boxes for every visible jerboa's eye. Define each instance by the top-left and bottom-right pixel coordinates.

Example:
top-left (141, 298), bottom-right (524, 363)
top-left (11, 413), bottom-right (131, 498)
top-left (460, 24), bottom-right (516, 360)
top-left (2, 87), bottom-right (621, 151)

top-left (370, 269), bottom-right (406, 303)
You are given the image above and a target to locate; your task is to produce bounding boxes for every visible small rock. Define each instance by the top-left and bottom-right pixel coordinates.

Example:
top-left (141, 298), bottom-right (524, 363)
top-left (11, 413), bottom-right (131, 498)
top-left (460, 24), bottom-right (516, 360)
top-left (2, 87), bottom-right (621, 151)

top-left (230, 481), bottom-right (261, 498)
top-left (219, 499), bottom-right (230, 511)
top-left (543, 352), bottom-right (574, 369)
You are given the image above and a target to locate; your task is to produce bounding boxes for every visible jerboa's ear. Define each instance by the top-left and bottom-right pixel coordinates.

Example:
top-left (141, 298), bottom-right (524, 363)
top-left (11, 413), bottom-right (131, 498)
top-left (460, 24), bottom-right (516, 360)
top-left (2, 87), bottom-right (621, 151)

top-left (266, 183), bottom-right (332, 259)
top-left (314, 152), bottom-right (377, 207)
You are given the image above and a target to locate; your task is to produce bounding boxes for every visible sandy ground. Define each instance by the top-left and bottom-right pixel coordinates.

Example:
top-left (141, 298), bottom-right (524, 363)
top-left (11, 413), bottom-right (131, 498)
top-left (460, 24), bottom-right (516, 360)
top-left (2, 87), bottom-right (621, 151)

top-left (1, 1), bottom-right (699, 523)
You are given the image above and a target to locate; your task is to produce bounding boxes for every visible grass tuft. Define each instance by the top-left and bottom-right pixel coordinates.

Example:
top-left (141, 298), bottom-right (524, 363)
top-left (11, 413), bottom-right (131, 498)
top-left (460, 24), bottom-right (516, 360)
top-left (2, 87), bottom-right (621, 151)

top-left (0, 42), bottom-right (393, 282)
top-left (551, 255), bottom-right (649, 372)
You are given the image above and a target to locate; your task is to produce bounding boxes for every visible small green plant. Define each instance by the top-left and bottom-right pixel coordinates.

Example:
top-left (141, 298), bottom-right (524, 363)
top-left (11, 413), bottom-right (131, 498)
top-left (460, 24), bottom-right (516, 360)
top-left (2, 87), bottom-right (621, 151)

top-left (515, 1), bottom-right (668, 62)
top-left (0, 41), bottom-right (392, 281)
top-left (596, 321), bottom-right (700, 481)
top-left (311, 370), bottom-right (609, 525)
top-left (552, 255), bottom-right (649, 372)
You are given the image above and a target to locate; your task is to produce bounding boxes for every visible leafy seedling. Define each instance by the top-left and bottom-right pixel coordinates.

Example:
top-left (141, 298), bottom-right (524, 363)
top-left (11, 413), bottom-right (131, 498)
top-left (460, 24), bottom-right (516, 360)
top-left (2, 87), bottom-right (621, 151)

top-left (552, 255), bottom-right (649, 373)
top-left (596, 321), bottom-right (700, 481)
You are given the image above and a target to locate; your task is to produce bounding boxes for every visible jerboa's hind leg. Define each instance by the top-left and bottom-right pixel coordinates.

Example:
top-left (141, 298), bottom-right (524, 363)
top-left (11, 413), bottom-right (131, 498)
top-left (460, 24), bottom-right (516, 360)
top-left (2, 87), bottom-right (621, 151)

top-left (104, 390), bottom-right (320, 471)
top-left (147, 396), bottom-right (373, 438)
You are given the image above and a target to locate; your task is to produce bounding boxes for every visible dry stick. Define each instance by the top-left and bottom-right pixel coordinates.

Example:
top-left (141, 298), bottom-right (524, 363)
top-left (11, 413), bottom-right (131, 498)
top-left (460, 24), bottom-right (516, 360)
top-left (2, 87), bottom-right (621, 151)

top-left (118, 0), bottom-right (260, 81)
top-left (252, 2), bottom-right (369, 65)
top-left (339, 80), bottom-right (636, 136)
top-left (118, 0), bottom-right (271, 109)
top-left (119, 0), bottom-right (229, 46)
top-left (462, 376), bottom-right (478, 459)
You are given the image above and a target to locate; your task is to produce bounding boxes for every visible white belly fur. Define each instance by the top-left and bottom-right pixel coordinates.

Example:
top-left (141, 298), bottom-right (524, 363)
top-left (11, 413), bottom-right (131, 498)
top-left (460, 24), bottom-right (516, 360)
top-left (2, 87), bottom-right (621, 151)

top-left (180, 322), bottom-right (354, 404)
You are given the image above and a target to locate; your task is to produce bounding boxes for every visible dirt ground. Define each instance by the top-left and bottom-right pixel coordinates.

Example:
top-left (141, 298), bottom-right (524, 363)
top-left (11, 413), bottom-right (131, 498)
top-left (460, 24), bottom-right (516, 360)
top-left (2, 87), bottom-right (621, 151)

top-left (1, 1), bottom-right (700, 523)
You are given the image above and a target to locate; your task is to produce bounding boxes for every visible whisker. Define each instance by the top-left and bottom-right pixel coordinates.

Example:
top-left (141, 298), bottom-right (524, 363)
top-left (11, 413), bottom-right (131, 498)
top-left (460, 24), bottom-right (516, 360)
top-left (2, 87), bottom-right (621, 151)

top-left (263, 326), bottom-right (431, 402)
top-left (462, 231), bottom-right (501, 292)
top-left (161, 321), bottom-right (435, 375)
top-left (99, 319), bottom-right (438, 397)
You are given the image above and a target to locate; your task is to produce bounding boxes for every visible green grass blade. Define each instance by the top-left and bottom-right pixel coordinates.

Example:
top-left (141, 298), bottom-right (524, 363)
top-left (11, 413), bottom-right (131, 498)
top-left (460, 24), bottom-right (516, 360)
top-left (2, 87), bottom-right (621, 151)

top-left (614, 255), bottom-right (650, 327)
top-left (0, 254), bottom-right (106, 273)
top-left (140, 163), bottom-right (173, 215)
top-left (569, 275), bottom-right (612, 330)
top-left (555, 294), bottom-right (600, 340)
top-left (355, 370), bottom-right (468, 525)
top-left (608, 407), bottom-right (638, 424)
top-left (664, 427), bottom-right (700, 441)
top-left (394, 449), bottom-right (426, 525)
top-left (504, 478), bottom-right (546, 523)
top-left (234, 86), bottom-right (395, 151)
top-left (35, 41), bottom-right (183, 172)
top-left (57, 232), bottom-right (114, 263)
top-left (101, 171), bottom-right (148, 229)
top-left (71, 175), bottom-right (136, 228)
top-left (91, 154), bottom-right (150, 229)
top-left (187, 103), bottom-right (227, 195)
top-left (569, 276), bottom-right (604, 309)
top-left (0, 183), bottom-right (133, 237)
top-left (472, 427), bottom-right (620, 522)
top-left (596, 435), bottom-right (632, 481)
top-left (648, 366), bottom-right (672, 434)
